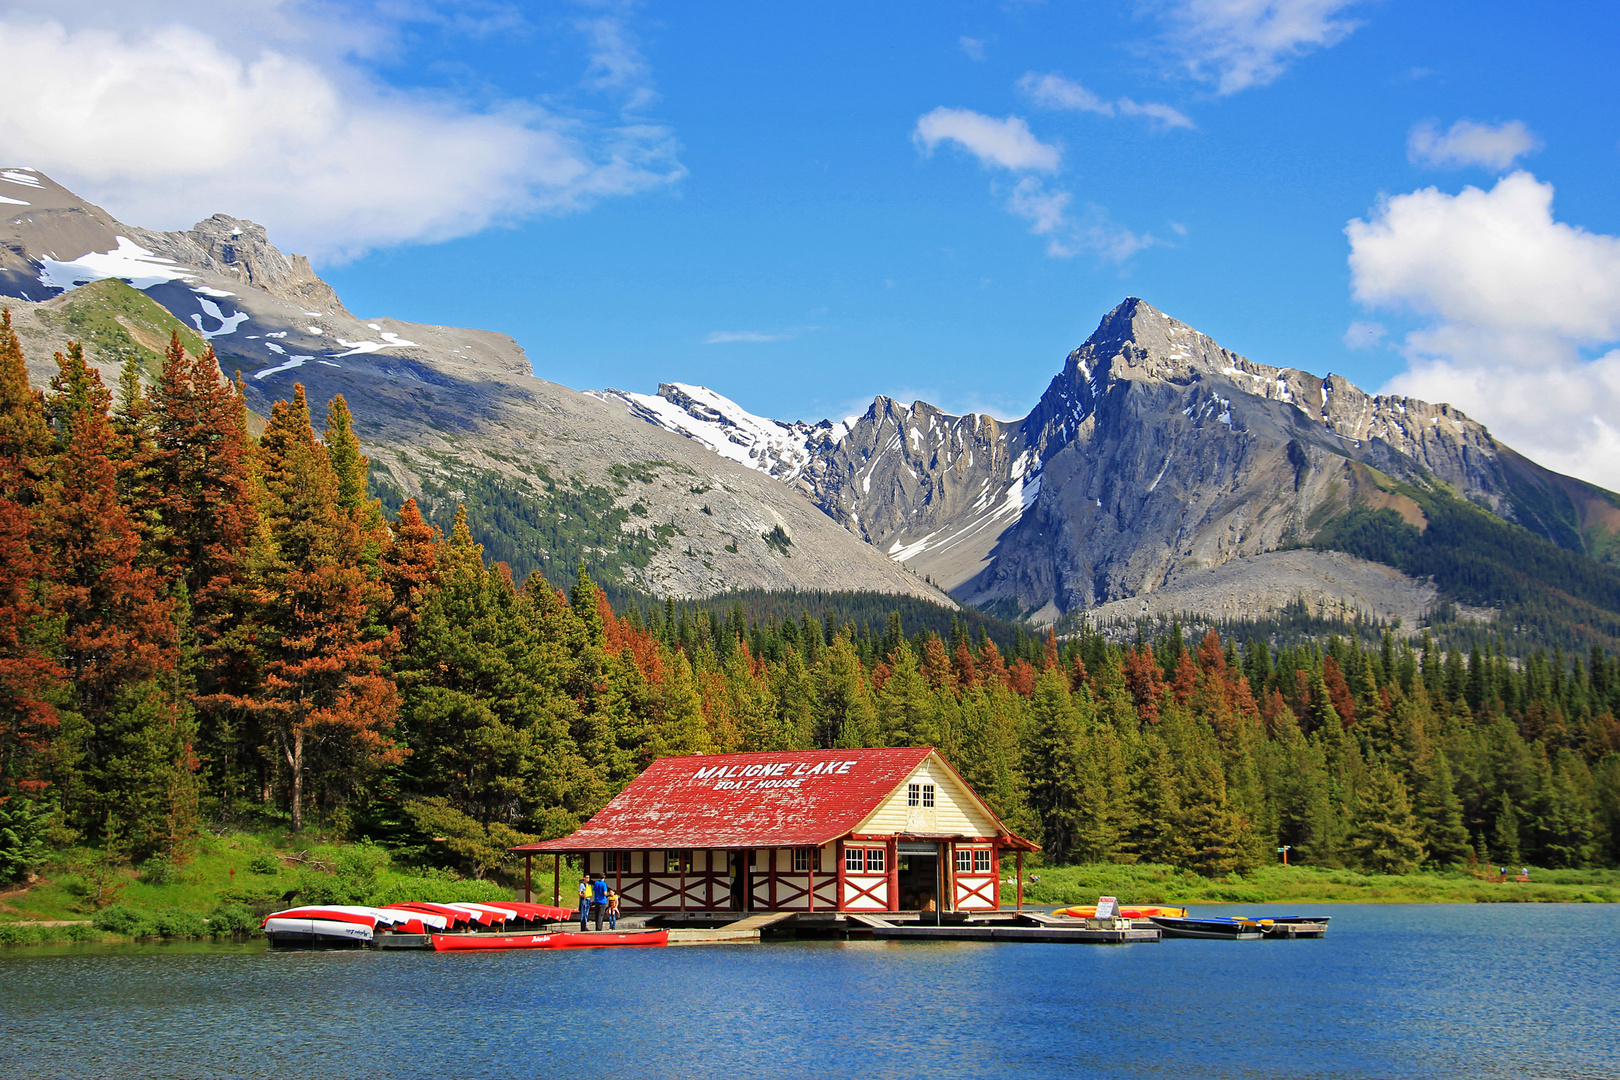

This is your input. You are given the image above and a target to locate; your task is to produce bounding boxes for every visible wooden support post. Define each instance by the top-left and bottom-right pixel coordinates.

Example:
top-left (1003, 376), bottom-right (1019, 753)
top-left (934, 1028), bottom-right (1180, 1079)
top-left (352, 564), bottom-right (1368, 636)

top-left (887, 838), bottom-right (898, 913)
top-left (835, 839), bottom-right (847, 913)
top-left (553, 855), bottom-right (560, 906)
top-left (615, 851), bottom-right (622, 899)
top-left (680, 852), bottom-right (687, 913)
top-left (1016, 850), bottom-right (1024, 912)
top-left (524, 855), bottom-right (532, 903)
top-left (807, 848), bottom-right (817, 913)
top-left (769, 848), bottom-right (778, 910)
top-left (991, 843), bottom-right (1001, 911)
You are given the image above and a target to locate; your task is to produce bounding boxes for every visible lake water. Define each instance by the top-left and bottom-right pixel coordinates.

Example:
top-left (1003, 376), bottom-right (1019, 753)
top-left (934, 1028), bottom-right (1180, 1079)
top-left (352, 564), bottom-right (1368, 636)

top-left (1, 904), bottom-right (1616, 1079)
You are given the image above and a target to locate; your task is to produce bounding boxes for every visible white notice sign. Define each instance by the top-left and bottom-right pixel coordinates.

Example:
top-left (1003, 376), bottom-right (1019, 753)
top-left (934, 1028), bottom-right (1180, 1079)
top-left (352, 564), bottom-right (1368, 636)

top-left (1095, 895), bottom-right (1117, 919)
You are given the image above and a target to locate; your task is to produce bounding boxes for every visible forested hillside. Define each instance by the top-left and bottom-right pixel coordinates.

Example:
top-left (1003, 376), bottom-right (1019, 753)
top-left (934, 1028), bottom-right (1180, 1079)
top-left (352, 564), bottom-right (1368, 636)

top-left (1, 324), bottom-right (1616, 890)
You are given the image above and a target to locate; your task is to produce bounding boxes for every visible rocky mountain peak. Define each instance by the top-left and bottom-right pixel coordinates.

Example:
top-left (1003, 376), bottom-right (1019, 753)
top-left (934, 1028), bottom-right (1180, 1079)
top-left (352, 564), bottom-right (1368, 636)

top-left (127, 213), bottom-right (348, 316)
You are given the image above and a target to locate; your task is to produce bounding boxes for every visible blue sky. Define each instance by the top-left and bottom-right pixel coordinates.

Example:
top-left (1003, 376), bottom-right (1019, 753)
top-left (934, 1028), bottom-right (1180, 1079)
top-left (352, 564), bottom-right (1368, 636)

top-left (4, 2), bottom-right (1620, 485)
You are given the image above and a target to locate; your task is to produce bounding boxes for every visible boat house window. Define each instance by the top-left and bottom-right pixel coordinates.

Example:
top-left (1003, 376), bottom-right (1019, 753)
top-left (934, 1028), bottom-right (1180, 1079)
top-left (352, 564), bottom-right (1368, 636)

top-left (922, 784), bottom-right (935, 808)
top-left (974, 849), bottom-right (991, 873)
top-left (908, 783), bottom-right (920, 806)
top-left (605, 851), bottom-right (628, 873)
top-left (845, 847), bottom-right (865, 873)
top-left (866, 848), bottom-right (885, 873)
top-left (793, 848), bottom-right (812, 872)
top-left (664, 850), bottom-right (691, 873)
top-left (955, 848), bottom-right (972, 872)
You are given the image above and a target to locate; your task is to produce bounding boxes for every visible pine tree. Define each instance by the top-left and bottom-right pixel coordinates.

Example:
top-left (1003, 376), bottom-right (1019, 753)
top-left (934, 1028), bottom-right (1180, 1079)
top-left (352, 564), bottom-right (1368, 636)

top-left (39, 344), bottom-right (191, 855)
top-left (1348, 764), bottom-right (1426, 874)
top-left (242, 386), bottom-right (401, 831)
top-left (1409, 745), bottom-right (1469, 866)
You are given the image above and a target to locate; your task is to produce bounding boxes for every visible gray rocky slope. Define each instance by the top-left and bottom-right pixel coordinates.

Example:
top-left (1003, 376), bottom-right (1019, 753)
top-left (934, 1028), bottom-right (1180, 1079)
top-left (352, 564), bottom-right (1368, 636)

top-left (0, 168), bottom-right (947, 604)
top-left (605, 299), bottom-right (1620, 624)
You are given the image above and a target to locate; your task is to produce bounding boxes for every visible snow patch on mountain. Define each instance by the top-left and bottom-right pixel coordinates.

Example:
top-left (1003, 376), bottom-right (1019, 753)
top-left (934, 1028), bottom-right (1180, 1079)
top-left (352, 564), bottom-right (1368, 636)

top-left (38, 236), bottom-right (194, 291)
top-left (589, 382), bottom-right (852, 482)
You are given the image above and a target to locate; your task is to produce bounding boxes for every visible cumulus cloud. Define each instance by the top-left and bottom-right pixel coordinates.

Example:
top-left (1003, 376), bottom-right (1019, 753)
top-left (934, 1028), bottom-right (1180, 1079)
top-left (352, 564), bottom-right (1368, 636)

top-left (1018, 72), bottom-right (1194, 130)
top-left (912, 108), bottom-right (1061, 172)
top-left (1153, 0), bottom-right (1365, 95)
top-left (1347, 171), bottom-right (1620, 488)
top-left (1407, 119), bottom-right (1540, 171)
top-left (0, 6), bottom-right (683, 262)
top-left (1007, 177), bottom-right (1154, 262)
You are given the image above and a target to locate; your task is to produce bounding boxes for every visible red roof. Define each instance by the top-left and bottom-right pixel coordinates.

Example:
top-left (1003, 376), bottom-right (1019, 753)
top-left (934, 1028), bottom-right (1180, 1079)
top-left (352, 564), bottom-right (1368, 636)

top-left (511, 747), bottom-right (1030, 853)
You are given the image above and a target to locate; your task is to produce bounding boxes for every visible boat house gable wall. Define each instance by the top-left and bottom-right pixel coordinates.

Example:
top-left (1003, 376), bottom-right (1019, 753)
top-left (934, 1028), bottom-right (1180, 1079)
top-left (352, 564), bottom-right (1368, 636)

top-left (853, 752), bottom-right (1002, 840)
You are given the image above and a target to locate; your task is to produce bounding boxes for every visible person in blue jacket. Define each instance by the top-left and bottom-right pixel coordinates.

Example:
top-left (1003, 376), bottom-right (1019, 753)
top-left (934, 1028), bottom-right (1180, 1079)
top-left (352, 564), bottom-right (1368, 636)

top-left (591, 874), bottom-right (609, 931)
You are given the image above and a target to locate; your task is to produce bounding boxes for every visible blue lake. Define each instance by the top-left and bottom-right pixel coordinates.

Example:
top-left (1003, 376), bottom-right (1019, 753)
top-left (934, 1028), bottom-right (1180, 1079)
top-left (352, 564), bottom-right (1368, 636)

top-left (1, 904), bottom-right (1616, 1079)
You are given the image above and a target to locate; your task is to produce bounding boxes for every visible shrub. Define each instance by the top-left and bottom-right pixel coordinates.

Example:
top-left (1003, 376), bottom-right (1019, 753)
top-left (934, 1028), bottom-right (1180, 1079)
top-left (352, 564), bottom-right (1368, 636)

top-left (246, 853), bottom-right (281, 876)
top-left (206, 903), bottom-right (258, 936)
top-left (93, 903), bottom-right (154, 937)
top-left (149, 907), bottom-right (208, 939)
top-left (137, 858), bottom-right (179, 886)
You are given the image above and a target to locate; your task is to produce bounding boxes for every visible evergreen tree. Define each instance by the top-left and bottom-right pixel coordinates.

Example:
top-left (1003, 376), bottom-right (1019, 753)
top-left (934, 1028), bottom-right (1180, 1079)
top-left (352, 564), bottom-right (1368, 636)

top-left (1348, 763), bottom-right (1426, 873)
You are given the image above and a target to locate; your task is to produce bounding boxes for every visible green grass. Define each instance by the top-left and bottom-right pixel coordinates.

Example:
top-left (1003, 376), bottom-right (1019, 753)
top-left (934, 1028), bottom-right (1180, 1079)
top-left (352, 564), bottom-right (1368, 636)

top-left (38, 278), bottom-right (210, 375)
top-left (1003, 863), bottom-right (1620, 907)
top-left (0, 828), bottom-right (519, 943)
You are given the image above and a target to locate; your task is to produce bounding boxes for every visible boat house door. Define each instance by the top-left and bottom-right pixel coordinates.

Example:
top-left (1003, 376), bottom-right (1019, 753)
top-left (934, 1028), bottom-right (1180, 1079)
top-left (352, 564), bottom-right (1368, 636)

top-left (729, 851), bottom-right (751, 911)
top-left (896, 841), bottom-right (942, 912)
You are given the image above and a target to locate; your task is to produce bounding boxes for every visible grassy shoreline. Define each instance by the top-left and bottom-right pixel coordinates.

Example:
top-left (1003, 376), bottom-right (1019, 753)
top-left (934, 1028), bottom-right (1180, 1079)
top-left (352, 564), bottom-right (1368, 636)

top-left (0, 828), bottom-right (519, 945)
top-left (1004, 863), bottom-right (1620, 907)
top-left (7, 843), bottom-right (1618, 946)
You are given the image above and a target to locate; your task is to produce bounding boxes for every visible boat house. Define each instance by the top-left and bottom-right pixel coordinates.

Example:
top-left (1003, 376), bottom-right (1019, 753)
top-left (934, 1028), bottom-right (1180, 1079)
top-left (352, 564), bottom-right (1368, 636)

top-left (510, 747), bottom-right (1038, 915)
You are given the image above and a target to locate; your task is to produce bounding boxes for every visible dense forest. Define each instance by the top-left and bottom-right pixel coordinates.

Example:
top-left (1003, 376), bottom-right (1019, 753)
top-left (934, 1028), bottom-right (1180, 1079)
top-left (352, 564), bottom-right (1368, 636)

top-left (1, 322), bottom-right (1617, 890)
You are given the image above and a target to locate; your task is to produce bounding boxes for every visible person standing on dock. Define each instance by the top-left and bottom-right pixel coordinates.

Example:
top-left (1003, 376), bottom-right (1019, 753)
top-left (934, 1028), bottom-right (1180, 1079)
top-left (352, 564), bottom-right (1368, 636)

top-left (577, 876), bottom-right (592, 931)
top-left (607, 888), bottom-right (620, 930)
top-left (591, 875), bottom-right (609, 931)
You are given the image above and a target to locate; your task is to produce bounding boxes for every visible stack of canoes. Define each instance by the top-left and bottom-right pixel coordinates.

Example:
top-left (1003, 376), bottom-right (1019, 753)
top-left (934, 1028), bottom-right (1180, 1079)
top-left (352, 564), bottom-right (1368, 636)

top-left (261, 900), bottom-right (576, 946)
top-left (1055, 904), bottom-right (1187, 919)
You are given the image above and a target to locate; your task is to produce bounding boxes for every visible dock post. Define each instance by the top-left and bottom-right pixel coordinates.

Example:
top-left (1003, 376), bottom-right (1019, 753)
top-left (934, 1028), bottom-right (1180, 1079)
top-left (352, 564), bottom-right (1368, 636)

top-left (1016, 851), bottom-right (1024, 912)
top-left (553, 855), bottom-right (560, 906)
top-left (525, 855), bottom-right (532, 903)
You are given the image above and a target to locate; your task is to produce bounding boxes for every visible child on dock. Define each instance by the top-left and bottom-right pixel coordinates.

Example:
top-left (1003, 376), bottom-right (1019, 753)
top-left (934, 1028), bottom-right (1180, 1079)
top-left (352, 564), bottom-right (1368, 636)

top-left (607, 889), bottom-right (620, 930)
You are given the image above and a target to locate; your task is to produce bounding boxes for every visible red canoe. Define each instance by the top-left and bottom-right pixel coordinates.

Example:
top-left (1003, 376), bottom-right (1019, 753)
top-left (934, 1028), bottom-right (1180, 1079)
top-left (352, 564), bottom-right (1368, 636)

top-left (431, 929), bottom-right (668, 951)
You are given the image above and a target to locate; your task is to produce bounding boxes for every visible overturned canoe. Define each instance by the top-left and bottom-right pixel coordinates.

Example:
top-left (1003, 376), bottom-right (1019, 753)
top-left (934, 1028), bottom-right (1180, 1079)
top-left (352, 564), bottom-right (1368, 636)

top-left (431, 929), bottom-right (668, 951)
top-left (1148, 916), bottom-right (1264, 940)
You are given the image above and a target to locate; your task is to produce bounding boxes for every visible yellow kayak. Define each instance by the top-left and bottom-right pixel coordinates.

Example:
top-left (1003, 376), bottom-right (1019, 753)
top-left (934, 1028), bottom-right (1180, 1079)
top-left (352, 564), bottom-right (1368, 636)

top-left (1057, 905), bottom-right (1187, 919)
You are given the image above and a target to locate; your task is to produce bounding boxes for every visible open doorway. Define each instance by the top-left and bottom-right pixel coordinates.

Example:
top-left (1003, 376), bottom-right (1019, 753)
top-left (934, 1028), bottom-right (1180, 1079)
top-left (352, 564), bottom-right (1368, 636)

top-left (896, 843), bottom-right (941, 912)
top-left (729, 851), bottom-right (752, 911)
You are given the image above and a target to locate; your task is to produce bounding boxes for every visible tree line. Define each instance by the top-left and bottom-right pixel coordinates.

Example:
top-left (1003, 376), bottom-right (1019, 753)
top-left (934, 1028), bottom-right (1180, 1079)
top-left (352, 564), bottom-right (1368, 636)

top-left (1, 322), bottom-right (1616, 883)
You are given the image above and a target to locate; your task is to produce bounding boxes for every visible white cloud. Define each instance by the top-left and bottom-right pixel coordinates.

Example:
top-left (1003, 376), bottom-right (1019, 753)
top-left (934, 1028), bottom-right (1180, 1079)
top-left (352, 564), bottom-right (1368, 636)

top-left (1007, 177), bottom-right (1154, 262)
top-left (1347, 171), bottom-right (1620, 488)
top-left (1117, 98), bottom-right (1196, 131)
top-left (1154, 0), bottom-right (1365, 95)
top-left (0, 7), bottom-right (683, 262)
top-left (703, 330), bottom-right (793, 345)
top-left (1018, 72), bottom-right (1194, 130)
top-left (912, 108), bottom-right (1061, 172)
top-left (1019, 73), bottom-right (1114, 116)
top-left (959, 36), bottom-right (986, 61)
top-left (1342, 320), bottom-right (1386, 349)
top-left (1407, 119), bottom-right (1540, 171)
